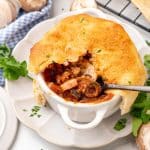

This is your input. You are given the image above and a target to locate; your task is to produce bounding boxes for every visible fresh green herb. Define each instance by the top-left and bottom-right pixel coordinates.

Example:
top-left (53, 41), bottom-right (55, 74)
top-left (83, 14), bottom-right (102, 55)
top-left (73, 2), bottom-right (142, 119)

top-left (0, 44), bottom-right (29, 80)
top-left (32, 106), bottom-right (40, 112)
top-left (146, 79), bottom-right (150, 86)
top-left (130, 54), bottom-right (150, 136)
top-left (130, 92), bottom-right (150, 136)
top-left (27, 75), bottom-right (33, 80)
top-left (46, 54), bottom-right (50, 58)
top-left (29, 106), bottom-right (42, 118)
top-left (132, 117), bottom-right (142, 136)
top-left (52, 60), bottom-right (56, 63)
top-left (80, 18), bottom-right (85, 23)
top-left (37, 114), bottom-right (41, 118)
top-left (64, 59), bottom-right (69, 63)
top-left (146, 109), bottom-right (150, 115)
top-left (96, 49), bottom-right (102, 53)
top-left (39, 60), bottom-right (47, 66)
top-left (114, 118), bottom-right (127, 131)
top-left (22, 109), bottom-right (27, 112)
top-left (128, 81), bottom-right (132, 85)
top-left (0, 56), bottom-right (28, 80)
top-left (30, 114), bottom-right (34, 117)
top-left (0, 44), bottom-right (11, 57)
top-left (146, 40), bottom-right (150, 46)
top-left (144, 55), bottom-right (150, 69)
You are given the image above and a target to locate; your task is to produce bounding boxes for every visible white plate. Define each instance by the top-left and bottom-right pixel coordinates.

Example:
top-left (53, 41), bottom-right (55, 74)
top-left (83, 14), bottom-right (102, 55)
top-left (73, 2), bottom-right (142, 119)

top-left (6, 8), bottom-right (150, 148)
top-left (0, 87), bottom-right (18, 150)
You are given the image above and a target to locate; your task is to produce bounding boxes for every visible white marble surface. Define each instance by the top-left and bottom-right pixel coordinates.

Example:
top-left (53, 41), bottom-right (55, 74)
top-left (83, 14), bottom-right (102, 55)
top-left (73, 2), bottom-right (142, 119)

top-left (10, 0), bottom-right (150, 150)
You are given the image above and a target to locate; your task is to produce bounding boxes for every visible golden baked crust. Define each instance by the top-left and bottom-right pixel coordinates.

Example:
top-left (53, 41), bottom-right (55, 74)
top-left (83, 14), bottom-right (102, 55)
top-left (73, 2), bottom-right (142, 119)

top-left (29, 14), bottom-right (147, 114)
top-left (33, 79), bottom-right (46, 106)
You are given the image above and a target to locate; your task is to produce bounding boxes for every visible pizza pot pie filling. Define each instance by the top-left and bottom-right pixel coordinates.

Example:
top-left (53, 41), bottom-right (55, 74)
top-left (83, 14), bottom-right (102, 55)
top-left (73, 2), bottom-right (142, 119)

top-left (42, 53), bottom-right (113, 103)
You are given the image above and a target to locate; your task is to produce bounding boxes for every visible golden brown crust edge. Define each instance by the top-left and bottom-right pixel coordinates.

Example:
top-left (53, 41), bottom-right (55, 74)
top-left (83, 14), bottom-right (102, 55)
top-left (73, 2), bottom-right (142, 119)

top-left (29, 14), bottom-right (147, 114)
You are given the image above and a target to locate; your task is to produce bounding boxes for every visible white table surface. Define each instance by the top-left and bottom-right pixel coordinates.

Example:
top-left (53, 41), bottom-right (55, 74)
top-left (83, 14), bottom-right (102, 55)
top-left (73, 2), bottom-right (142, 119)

top-left (10, 0), bottom-right (150, 150)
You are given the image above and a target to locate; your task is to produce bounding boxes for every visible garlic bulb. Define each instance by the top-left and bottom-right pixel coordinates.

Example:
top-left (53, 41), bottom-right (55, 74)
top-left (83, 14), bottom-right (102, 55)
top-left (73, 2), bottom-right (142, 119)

top-left (136, 123), bottom-right (150, 150)
top-left (0, 0), bottom-right (20, 29)
top-left (8, 0), bottom-right (21, 20)
top-left (71, 0), bottom-right (97, 11)
top-left (19, 0), bottom-right (47, 12)
top-left (0, 0), bottom-right (12, 28)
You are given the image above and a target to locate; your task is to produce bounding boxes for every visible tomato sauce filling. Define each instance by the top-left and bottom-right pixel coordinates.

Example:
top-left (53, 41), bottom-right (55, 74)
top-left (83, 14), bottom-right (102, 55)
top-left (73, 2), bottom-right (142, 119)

top-left (42, 53), bottom-right (113, 103)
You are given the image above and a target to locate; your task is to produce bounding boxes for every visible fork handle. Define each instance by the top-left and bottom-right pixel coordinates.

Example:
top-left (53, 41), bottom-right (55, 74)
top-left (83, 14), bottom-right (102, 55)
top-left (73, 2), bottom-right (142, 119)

top-left (106, 84), bottom-right (150, 92)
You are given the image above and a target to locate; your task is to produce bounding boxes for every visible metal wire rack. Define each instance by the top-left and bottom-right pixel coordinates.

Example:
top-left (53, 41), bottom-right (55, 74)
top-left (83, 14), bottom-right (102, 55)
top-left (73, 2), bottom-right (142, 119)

top-left (96, 0), bottom-right (150, 32)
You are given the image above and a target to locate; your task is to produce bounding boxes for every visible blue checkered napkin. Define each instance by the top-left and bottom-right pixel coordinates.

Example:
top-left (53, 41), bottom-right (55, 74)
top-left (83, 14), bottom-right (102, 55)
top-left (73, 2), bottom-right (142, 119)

top-left (0, 0), bottom-right (52, 86)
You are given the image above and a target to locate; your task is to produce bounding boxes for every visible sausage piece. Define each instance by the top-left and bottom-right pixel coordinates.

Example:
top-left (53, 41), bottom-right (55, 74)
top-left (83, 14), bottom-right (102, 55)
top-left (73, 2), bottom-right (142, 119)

top-left (84, 82), bottom-right (102, 98)
top-left (48, 82), bottom-right (62, 94)
top-left (77, 75), bottom-right (93, 93)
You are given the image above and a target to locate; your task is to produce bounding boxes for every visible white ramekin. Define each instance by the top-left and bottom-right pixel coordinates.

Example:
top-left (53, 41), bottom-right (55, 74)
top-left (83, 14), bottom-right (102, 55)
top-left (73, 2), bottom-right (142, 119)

top-left (37, 74), bottom-right (122, 130)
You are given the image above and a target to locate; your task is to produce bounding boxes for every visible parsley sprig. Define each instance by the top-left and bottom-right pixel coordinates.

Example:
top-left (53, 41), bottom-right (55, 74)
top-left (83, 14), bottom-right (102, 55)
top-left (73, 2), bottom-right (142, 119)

top-left (96, 49), bottom-right (102, 53)
top-left (146, 40), bottom-right (150, 46)
top-left (130, 42), bottom-right (150, 136)
top-left (130, 91), bottom-right (150, 136)
top-left (144, 54), bottom-right (150, 69)
top-left (0, 44), bottom-right (28, 80)
top-left (114, 118), bottom-right (127, 131)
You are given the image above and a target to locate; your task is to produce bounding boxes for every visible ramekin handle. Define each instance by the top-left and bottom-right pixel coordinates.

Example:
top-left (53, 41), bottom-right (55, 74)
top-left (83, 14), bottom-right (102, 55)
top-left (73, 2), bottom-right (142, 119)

top-left (57, 104), bottom-right (107, 130)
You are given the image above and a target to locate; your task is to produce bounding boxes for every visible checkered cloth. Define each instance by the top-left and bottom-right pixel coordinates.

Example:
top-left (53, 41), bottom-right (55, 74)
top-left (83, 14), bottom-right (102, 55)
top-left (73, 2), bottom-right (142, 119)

top-left (0, 0), bottom-right (52, 86)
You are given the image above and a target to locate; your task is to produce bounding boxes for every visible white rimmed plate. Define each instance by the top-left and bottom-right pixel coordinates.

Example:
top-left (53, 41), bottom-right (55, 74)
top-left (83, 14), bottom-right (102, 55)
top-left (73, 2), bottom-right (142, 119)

top-left (6, 8), bottom-right (150, 148)
top-left (0, 87), bottom-right (18, 150)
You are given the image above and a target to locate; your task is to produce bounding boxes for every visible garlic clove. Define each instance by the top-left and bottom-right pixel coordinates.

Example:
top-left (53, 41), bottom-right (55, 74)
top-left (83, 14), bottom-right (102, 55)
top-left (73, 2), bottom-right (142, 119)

top-left (0, 0), bottom-right (12, 28)
top-left (71, 0), bottom-right (97, 11)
